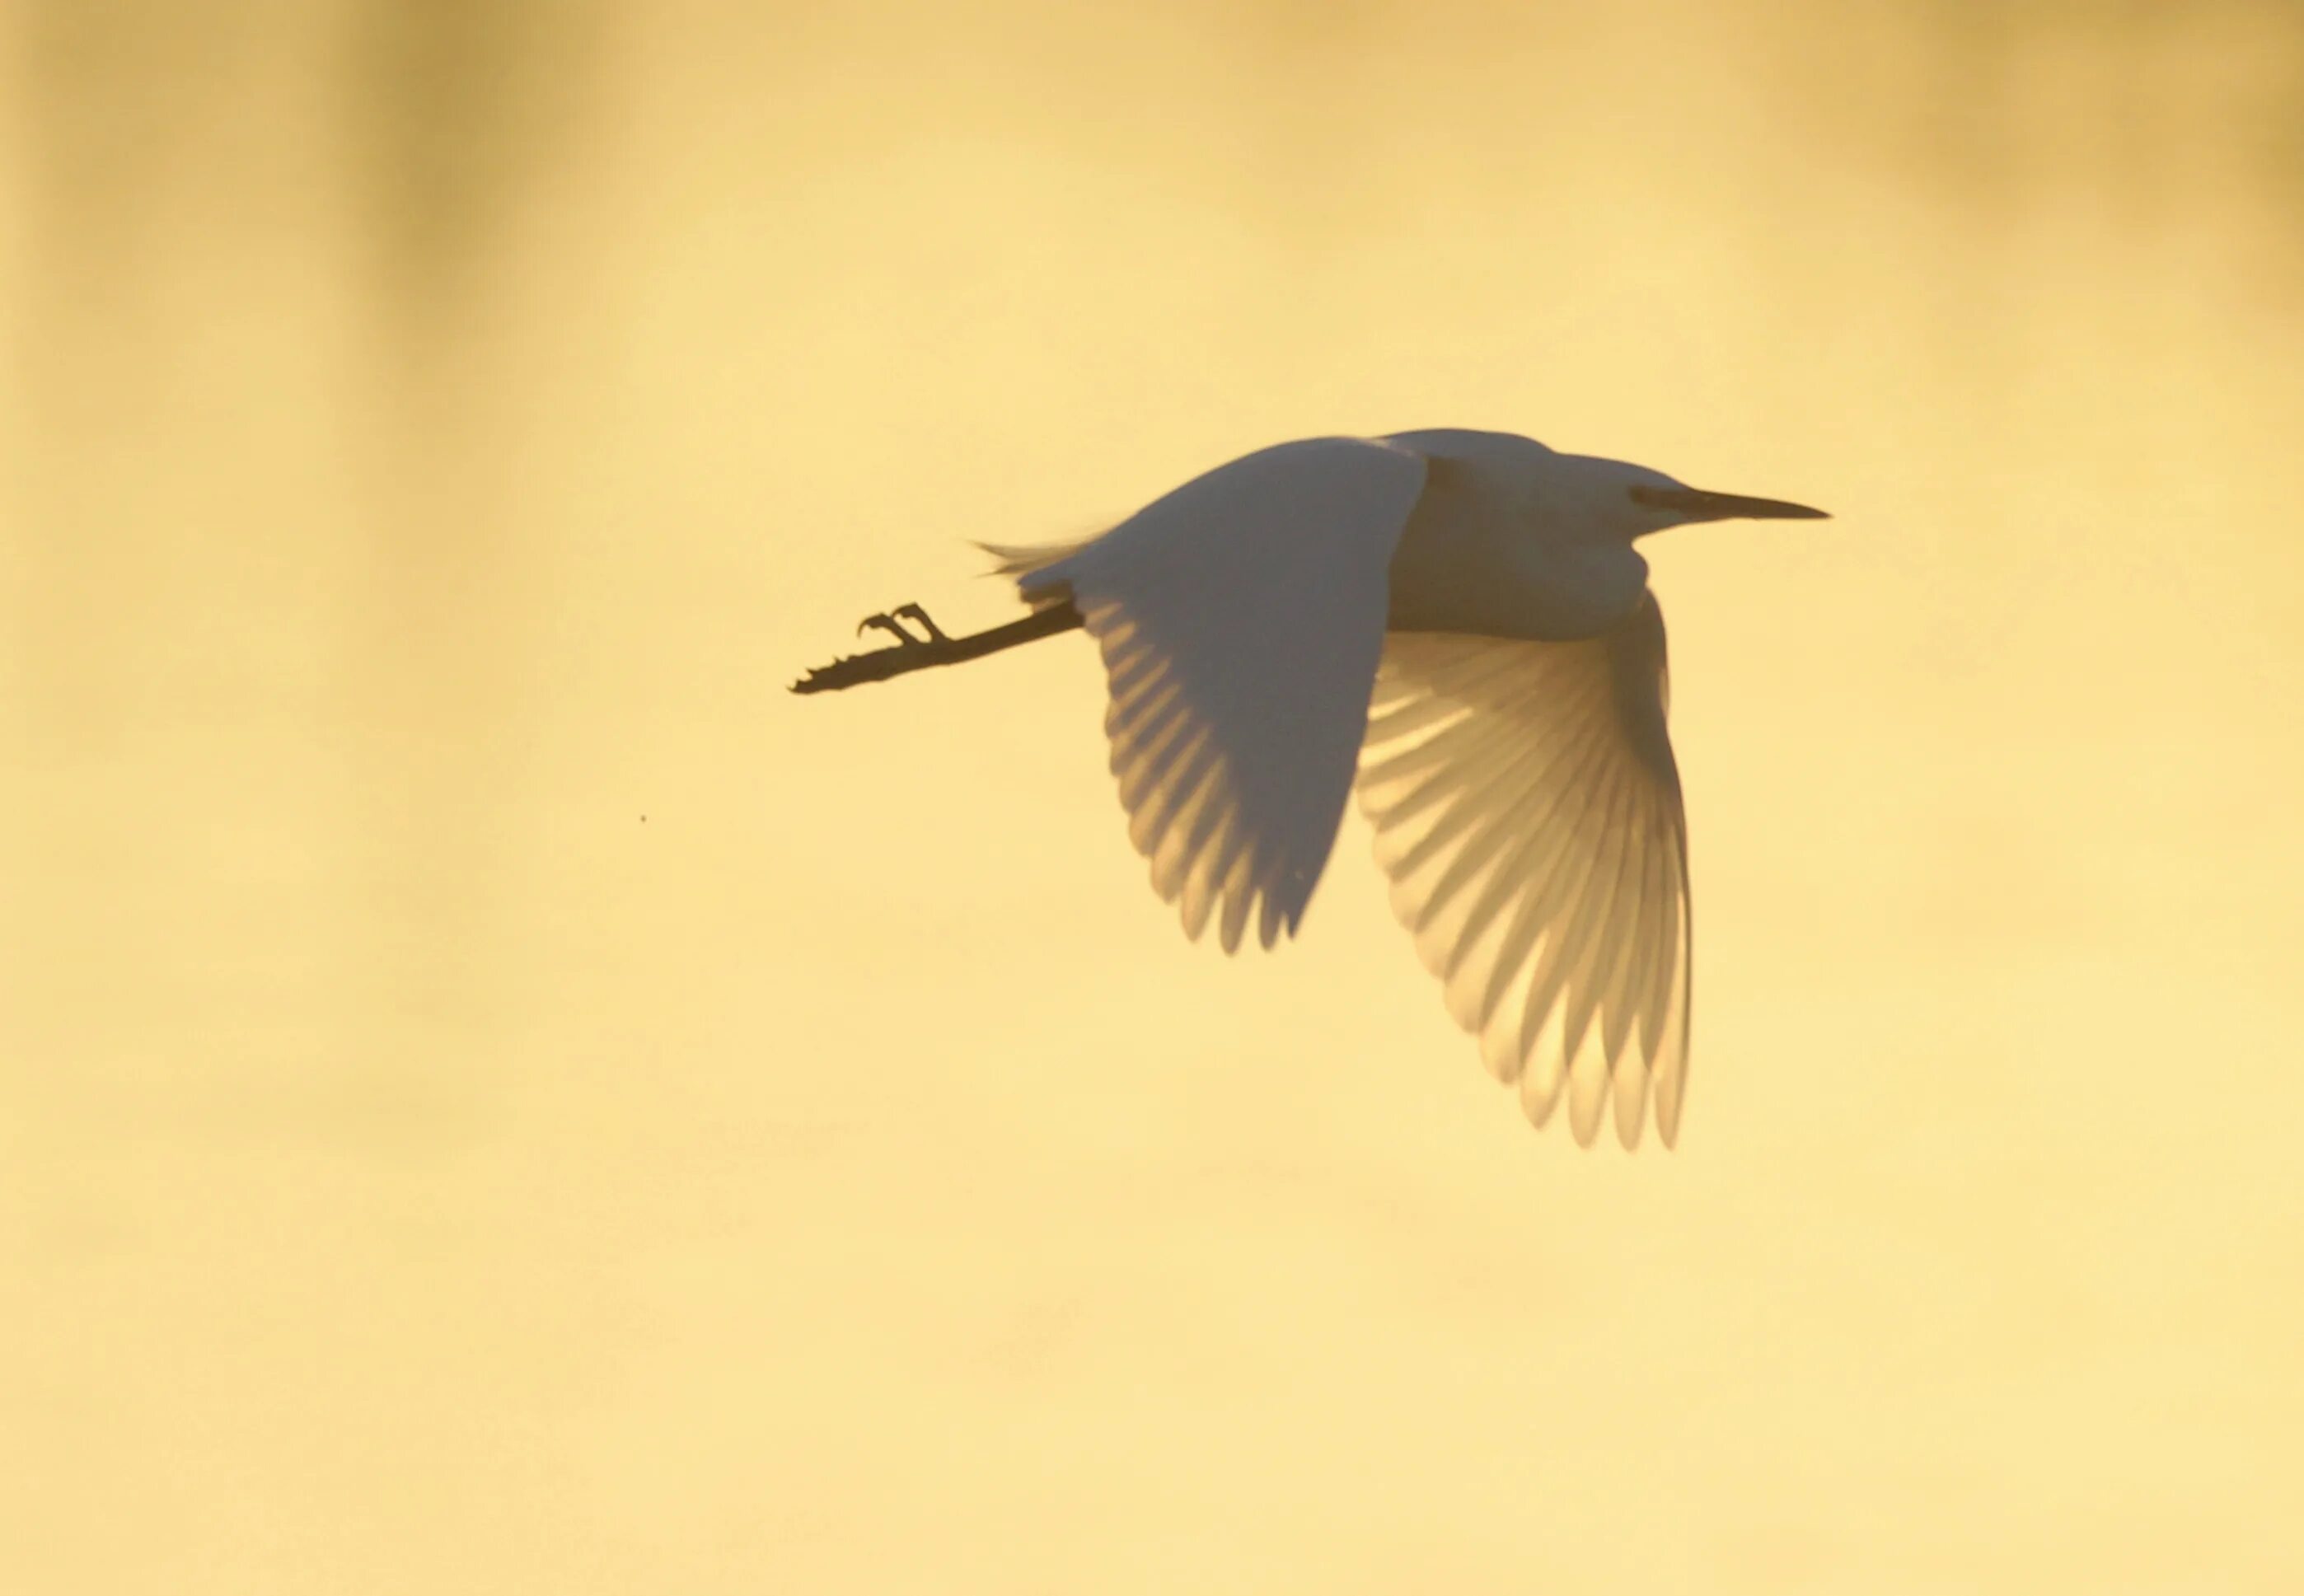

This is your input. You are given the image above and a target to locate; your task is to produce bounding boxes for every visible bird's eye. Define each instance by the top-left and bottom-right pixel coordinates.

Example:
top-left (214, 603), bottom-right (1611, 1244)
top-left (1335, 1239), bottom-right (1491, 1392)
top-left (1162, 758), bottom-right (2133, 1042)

top-left (1627, 485), bottom-right (1668, 508)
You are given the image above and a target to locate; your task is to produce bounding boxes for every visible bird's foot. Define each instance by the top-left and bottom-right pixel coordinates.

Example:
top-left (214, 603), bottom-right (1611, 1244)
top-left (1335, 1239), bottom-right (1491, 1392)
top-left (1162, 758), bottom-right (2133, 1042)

top-left (855, 602), bottom-right (950, 647)
top-left (893, 602), bottom-right (950, 643)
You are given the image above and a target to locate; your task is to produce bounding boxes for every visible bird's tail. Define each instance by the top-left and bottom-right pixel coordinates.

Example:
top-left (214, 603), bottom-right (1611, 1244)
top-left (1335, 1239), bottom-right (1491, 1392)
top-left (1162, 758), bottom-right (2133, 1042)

top-left (976, 537), bottom-right (1098, 610)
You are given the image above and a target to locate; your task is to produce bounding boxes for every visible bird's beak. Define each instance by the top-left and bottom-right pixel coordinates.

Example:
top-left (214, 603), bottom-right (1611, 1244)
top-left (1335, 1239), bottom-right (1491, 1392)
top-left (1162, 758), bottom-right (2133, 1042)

top-left (1633, 485), bottom-right (1831, 522)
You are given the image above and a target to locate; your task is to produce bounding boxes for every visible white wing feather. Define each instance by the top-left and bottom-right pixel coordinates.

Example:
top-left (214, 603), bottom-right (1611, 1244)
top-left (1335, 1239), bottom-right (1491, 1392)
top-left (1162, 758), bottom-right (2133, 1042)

top-left (1019, 438), bottom-right (1428, 952)
top-left (1355, 594), bottom-right (1692, 1148)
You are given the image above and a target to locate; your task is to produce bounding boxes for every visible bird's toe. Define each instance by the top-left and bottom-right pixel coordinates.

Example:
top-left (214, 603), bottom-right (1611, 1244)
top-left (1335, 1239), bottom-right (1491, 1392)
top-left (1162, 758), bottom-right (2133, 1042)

top-left (892, 602), bottom-right (950, 644)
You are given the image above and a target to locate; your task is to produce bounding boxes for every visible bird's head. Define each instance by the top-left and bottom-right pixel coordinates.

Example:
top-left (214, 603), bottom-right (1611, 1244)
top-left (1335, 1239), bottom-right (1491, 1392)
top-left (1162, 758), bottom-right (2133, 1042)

top-left (1384, 428), bottom-right (1831, 553)
top-left (1591, 456), bottom-right (1831, 541)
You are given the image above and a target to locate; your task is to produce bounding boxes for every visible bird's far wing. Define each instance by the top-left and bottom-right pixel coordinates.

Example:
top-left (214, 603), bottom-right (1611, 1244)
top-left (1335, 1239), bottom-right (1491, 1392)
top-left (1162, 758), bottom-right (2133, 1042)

top-left (1023, 437), bottom-right (1428, 952)
top-left (1355, 593), bottom-right (1692, 1148)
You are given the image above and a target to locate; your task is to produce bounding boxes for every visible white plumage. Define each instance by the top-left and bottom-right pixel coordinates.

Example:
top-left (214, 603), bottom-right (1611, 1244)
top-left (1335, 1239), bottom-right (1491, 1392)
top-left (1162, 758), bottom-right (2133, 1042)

top-left (1357, 613), bottom-right (1688, 1146)
top-left (825, 430), bottom-right (1824, 1149)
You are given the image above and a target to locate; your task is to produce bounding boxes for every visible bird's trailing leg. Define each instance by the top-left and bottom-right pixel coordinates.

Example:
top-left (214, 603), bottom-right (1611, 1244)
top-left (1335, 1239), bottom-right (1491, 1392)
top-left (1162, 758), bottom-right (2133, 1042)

top-left (791, 596), bottom-right (1084, 695)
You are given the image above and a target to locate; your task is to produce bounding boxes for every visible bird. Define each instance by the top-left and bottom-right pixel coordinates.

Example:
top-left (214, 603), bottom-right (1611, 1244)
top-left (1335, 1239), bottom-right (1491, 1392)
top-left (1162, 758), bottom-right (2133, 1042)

top-left (792, 430), bottom-right (1827, 1147)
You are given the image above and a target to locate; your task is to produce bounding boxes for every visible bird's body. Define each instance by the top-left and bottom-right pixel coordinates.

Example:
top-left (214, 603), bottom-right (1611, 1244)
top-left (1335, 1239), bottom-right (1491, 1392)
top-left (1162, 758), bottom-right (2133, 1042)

top-left (795, 430), bottom-right (1824, 1147)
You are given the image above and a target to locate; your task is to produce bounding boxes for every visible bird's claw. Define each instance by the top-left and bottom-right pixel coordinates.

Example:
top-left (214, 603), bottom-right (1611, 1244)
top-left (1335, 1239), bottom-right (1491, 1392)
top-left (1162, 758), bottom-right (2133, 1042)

top-left (892, 602), bottom-right (950, 644)
top-left (853, 602), bottom-right (950, 647)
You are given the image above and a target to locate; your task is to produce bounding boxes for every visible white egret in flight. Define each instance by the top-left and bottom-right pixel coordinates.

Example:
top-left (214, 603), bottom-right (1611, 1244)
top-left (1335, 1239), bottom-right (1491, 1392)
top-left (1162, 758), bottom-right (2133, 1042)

top-left (794, 431), bottom-right (1826, 1147)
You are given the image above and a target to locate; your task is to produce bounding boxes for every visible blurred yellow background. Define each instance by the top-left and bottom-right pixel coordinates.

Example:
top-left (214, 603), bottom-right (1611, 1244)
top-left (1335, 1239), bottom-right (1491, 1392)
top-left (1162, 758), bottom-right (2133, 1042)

top-left (5, 1), bottom-right (2302, 1589)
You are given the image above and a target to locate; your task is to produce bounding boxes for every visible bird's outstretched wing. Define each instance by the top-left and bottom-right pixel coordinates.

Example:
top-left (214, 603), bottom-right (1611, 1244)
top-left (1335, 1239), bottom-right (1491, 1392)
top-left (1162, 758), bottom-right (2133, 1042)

top-left (1355, 594), bottom-right (1691, 1148)
top-left (1020, 437), bottom-right (1429, 952)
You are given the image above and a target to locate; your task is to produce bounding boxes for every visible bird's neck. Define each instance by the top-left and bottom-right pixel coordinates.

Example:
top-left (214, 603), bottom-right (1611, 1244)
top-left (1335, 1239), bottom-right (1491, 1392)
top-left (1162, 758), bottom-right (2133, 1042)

top-left (1387, 484), bottom-right (1648, 642)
